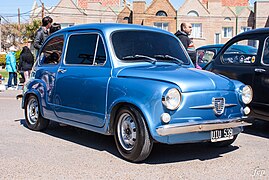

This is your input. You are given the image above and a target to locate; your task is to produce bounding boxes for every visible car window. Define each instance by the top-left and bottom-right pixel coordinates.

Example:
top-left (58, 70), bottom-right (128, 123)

top-left (112, 30), bottom-right (189, 64)
top-left (221, 39), bottom-right (259, 65)
top-left (197, 49), bottom-right (216, 67)
top-left (262, 37), bottom-right (269, 65)
top-left (39, 35), bottom-right (64, 65)
top-left (94, 36), bottom-right (106, 65)
top-left (65, 33), bottom-right (106, 65)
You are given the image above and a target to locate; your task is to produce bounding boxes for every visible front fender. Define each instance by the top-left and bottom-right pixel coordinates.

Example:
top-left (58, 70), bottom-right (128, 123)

top-left (22, 79), bottom-right (52, 118)
top-left (107, 77), bottom-right (177, 141)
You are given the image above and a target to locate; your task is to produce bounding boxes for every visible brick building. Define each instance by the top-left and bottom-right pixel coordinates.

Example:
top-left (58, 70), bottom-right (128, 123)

top-left (30, 0), bottom-right (123, 27)
top-left (117, 0), bottom-right (268, 47)
top-left (30, 0), bottom-right (269, 47)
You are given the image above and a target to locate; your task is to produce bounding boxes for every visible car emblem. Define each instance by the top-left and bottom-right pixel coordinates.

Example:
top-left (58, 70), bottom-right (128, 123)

top-left (212, 97), bottom-right (225, 115)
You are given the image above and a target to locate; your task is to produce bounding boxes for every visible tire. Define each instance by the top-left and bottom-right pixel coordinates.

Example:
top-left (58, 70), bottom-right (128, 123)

top-left (114, 106), bottom-right (153, 162)
top-left (25, 95), bottom-right (49, 131)
top-left (210, 135), bottom-right (238, 147)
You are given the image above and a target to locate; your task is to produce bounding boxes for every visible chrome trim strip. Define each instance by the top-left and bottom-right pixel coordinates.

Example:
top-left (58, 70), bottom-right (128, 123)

top-left (190, 103), bottom-right (237, 109)
top-left (225, 103), bottom-right (238, 107)
top-left (156, 118), bottom-right (251, 136)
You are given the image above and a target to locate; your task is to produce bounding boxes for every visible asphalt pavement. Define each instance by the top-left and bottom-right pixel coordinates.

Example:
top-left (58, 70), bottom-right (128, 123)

top-left (0, 90), bottom-right (269, 179)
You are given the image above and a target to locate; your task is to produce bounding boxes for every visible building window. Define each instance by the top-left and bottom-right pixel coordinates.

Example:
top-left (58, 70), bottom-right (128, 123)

top-left (241, 27), bottom-right (252, 33)
top-left (156, 11), bottom-right (167, 17)
top-left (60, 23), bottom-right (74, 29)
top-left (123, 17), bottom-right (131, 23)
top-left (187, 11), bottom-right (199, 17)
top-left (222, 27), bottom-right (233, 38)
top-left (153, 22), bottom-right (169, 31)
top-left (224, 17), bottom-right (231, 21)
top-left (190, 23), bottom-right (202, 38)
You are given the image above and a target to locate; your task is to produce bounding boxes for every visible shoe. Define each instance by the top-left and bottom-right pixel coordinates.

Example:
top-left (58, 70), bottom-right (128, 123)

top-left (7, 87), bottom-right (15, 90)
top-left (16, 94), bottom-right (23, 99)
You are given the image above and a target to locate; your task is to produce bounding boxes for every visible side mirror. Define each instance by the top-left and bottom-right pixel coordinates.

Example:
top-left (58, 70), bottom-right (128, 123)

top-left (202, 60), bottom-right (214, 71)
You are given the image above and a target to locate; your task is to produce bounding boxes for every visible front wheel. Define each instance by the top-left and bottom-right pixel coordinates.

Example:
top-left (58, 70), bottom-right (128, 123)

top-left (25, 95), bottom-right (49, 131)
top-left (114, 106), bottom-right (153, 162)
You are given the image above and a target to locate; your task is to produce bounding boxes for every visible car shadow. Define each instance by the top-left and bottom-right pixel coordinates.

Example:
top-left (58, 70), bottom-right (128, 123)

top-left (243, 119), bottom-right (269, 139)
top-left (19, 119), bottom-right (239, 164)
top-left (145, 143), bottom-right (238, 164)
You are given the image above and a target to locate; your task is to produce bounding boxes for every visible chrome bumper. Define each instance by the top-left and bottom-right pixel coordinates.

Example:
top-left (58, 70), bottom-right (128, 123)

top-left (156, 117), bottom-right (252, 136)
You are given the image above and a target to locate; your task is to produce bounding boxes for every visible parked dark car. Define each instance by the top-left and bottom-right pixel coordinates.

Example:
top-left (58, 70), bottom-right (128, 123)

top-left (196, 44), bottom-right (258, 68)
top-left (22, 23), bottom-right (252, 162)
top-left (204, 28), bottom-right (269, 121)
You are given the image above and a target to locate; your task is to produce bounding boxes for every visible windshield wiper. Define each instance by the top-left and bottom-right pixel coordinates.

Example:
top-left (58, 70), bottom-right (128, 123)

top-left (122, 54), bottom-right (157, 64)
top-left (154, 55), bottom-right (184, 65)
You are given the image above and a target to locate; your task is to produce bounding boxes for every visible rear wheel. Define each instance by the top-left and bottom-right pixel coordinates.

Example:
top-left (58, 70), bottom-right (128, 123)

top-left (114, 106), bottom-right (153, 162)
top-left (25, 95), bottom-right (49, 131)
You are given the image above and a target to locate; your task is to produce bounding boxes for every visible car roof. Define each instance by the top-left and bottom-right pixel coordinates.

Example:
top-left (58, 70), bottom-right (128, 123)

top-left (197, 28), bottom-right (269, 51)
top-left (53, 23), bottom-right (173, 36)
top-left (234, 27), bottom-right (269, 37)
top-left (197, 44), bottom-right (224, 50)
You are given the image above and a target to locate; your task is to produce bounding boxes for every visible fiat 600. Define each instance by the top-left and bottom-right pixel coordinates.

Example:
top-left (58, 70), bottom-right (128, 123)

top-left (22, 24), bottom-right (252, 162)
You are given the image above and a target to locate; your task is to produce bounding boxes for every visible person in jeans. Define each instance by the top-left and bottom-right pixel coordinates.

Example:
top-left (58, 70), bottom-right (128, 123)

top-left (5, 46), bottom-right (17, 89)
top-left (18, 46), bottom-right (34, 85)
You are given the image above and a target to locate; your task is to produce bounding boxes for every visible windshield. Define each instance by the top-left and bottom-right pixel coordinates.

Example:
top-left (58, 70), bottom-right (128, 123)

top-left (111, 30), bottom-right (190, 65)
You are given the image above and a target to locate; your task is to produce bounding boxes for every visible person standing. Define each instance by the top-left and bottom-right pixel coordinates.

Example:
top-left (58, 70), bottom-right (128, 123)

top-left (175, 23), bottom-right (200, 68)
top-left (18, 46), bottom-right (34, 84)
top-left (50, 23), bottom-right (61, 34)
top-left (33, 16), bottom-right (53, 53)
top-left (5, 46), bottom-right (17, 90)
top-left (175, 23), bottom-right (193, 50)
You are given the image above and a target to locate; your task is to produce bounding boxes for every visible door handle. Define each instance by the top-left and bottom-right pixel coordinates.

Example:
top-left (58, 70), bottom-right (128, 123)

top-left (58, 69), bottom-right (67, 73)
top-left (254, 68), bottom-right (266, 73)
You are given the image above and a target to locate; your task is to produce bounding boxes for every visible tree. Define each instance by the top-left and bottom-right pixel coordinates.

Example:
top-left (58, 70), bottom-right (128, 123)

top-left (23, 19), bottom-right (41, 41)
top-left (0, 23), bottom-right (22, 51)
top-left (0, 19), bottom-right (41, 51)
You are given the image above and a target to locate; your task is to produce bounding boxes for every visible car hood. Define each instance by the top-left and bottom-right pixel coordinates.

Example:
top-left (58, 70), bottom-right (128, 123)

top-left (116, 65), bottom-right (235, 92)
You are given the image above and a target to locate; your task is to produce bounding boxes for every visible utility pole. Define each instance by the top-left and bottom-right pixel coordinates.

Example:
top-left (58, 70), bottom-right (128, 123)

top-left (18, 8), bottom-right (21, 31)
top-left (42, 3), bottom-right (44, 19)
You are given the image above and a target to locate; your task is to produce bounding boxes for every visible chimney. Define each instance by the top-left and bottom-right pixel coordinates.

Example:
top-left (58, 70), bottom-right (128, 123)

top-left (207, 0), bottom-right (222, 15)
top-left (222, 0), bottom-right (248, 7)
top-left (133, 1), bottom-right (146, 25)
top-left (78, 0), bottom-right (88, 9)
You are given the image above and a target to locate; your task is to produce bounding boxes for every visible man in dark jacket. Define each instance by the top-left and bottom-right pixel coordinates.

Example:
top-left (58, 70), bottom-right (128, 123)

top-left (175, 23), bottom-right (192, 50)
top-left (33, 16), bottom-right (53, 53)
top-left (175, 23), bottom-right (197, 66)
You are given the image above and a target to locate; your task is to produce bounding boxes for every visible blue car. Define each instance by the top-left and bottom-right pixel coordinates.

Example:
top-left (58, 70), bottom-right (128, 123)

top-left (22, 23), bottom-right (252, 162)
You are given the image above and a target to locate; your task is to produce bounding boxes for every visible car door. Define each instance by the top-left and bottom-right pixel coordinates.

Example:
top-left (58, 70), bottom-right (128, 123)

top-left (53, 32), bottom-right (110, 127)
top-left (36, 35), bottom-right (65, 118)
top-left (211, 37), bottom-right (260, 89)
top-left (252, 36), bottom-right (269, 117)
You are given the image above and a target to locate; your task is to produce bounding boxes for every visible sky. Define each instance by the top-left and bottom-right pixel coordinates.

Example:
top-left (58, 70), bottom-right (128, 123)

top-left (0, 0), bottom-right (257, 23)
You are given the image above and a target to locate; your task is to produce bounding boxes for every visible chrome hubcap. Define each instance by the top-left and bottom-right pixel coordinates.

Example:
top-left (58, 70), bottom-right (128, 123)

top-left (27, 98), bottom-right (39, 125)
top-left (117, 112), bottom-right (137, 151)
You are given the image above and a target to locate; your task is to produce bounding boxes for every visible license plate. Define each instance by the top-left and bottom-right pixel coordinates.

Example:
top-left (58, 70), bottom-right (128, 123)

top-left (211, 128), bottom-right (233, 142)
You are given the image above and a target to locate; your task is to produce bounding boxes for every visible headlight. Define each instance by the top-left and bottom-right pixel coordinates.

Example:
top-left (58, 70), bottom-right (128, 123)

top-left (241, 85), bottom-right (253, 104)
top-left (162, 88), bottom-right (181, 110)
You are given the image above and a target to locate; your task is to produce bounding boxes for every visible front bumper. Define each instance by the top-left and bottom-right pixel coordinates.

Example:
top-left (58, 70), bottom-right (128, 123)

top-left (156, 117), bottom-right (251, 136)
